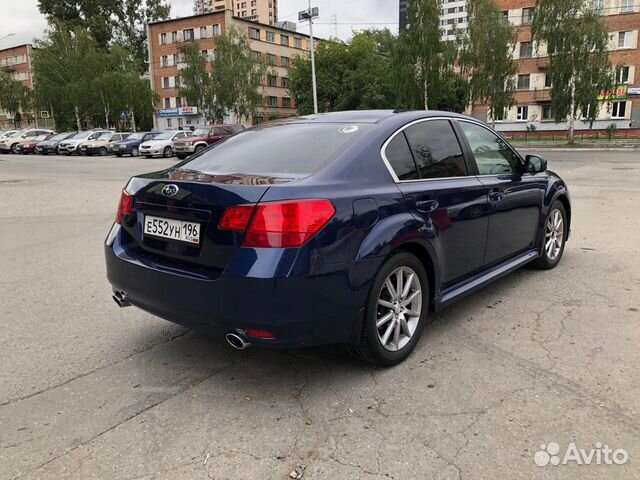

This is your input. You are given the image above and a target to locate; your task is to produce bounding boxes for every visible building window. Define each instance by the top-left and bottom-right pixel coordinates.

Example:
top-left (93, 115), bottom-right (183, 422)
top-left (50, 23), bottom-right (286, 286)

top-left (517, 74), bottom-right (530, 90)
top-left (249, 28), bottom-right (260, 40)
top-left (183, 29), bottom-right (194, 41)
top-left (501, 11), bottom-right (509, 24)
top-left (171, 31), bottom-right (178, 43)
top-left (294, 37), bottom-right (302, 49)
top-left (201, 49), bottom-right (208, 58)
top-left (267, 75), bottom-right (277, 86)
top-left (161, 55), bottom-right (169, 67)
top-left (519, 42), bottom-right (533, 58)
top-left (213, 24), bottom-right (221, 36)
top-left (252, 50), bottom-right (262, 62)
top-left (541, 104), bottom-right (553, 120)
top-left (200, 26), bottom-right (208, 38)
top-left (163, 77), bottom-right (170, 88)
top-left (281, 77), bottom-right (289, 88)
top-left (266, 54), bottom-right (276, 66)
top-left (164, 98), bottom-right (171, 108)
top-left (160, 33), bottom-right (167, 45)
top-left (516, 106), bottom-right (529, 121)
top-left (621, 0), bottom-right (635, 12)
top-left (592, 0), bottom-right (604, 13)
top-left (281, 35), bottom-right (289, 46)
top-left (616, 66), bottom-right (630, 83)
top-left (282, 97), bottom-right (291, 108)
top-left (281, 56), bottom-right (290, 68)
top-left (268, 96), bottom-right (278, 107)
top-left (254, 73), bottom-right (263, 84)
top-left (522, 7), bottom-right (534, 25)
top-left (544, 74), bottom-right (552, 88)
top-left (612, 101), bottom-right (627, 118)
top-left (266, 31), bottom-right (275, 43)
top-left (618, 31), bottom-right (633, 48)
top-left (167, 118), bottom-right (173, 128)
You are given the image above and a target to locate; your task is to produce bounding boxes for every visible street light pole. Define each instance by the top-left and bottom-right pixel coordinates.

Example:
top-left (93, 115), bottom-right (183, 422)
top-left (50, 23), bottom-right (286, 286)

top-left (308, 0), bottom-right (318, 114)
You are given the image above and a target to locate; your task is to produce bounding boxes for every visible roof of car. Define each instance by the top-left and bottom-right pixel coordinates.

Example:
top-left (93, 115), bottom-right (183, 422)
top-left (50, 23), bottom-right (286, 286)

top-left (296, 110), bottom-right (479, 125)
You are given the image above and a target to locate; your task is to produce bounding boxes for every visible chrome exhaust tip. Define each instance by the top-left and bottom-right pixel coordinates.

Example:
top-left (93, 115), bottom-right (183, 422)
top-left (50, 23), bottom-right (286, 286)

top-left (225, 331), bottom-right (251, 350)
top-left (112, 290), bottom-right (131, 308)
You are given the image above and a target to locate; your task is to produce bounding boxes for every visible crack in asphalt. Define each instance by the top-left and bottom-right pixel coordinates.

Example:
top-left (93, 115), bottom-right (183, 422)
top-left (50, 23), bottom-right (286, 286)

top-left (0, 329), bottom-right (192, 407)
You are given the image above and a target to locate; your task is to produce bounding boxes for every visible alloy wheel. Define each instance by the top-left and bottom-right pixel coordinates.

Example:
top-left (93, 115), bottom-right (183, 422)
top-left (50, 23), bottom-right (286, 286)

top-left (544, 209), bottom-right (564, 261)
top-left (376, 266), bottom-right (422, 352)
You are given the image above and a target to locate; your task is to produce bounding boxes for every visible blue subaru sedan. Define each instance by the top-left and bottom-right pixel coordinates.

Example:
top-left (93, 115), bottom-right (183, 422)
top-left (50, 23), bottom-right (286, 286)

top-left (105, 110), bottom-right (570, 365)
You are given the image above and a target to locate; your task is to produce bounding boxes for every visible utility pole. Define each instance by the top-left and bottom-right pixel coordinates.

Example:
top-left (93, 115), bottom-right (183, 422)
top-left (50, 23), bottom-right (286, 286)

top-left (299, 3), bottom-right (319, 114)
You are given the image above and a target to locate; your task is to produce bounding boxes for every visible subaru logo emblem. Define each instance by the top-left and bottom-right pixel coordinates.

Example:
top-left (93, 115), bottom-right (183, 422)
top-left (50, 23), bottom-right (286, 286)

top-left (162, 184), bottom-right (179, 197)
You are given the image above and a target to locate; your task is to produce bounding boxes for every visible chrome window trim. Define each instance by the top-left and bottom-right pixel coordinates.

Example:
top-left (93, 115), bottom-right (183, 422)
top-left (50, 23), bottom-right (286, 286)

top-left (380, 116), bottom-right (487, 184)
top-left (456, 118), bottom-right (527, 170)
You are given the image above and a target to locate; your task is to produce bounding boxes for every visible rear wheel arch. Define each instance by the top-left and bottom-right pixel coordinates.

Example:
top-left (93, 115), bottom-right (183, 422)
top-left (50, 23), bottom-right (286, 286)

top-left (555, 194), bottom-right (571, 232)
top-left (390, 242), bottom-right (438, 311)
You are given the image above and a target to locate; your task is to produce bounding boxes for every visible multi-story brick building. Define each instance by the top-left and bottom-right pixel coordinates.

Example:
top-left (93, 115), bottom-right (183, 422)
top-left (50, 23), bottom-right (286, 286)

top-left (0, 44), bottom-right (35, 129)
top-left (194, 0), bottom-right (278, 26)
top-left (400, 0), bottom-right (470, 41)
top-left (148, 10), bottom-right (310, 130)
top-left (472, 0), bottom-right (640, 132)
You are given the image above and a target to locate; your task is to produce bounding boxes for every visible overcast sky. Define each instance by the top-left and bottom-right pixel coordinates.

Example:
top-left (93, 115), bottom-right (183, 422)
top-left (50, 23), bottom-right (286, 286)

top-left (0, 0), bottom-right (398, 48)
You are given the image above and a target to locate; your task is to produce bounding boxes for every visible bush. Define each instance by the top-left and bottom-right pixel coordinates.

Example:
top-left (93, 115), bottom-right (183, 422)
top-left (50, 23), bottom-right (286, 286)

top-left (605, 123), bottom-right (618, 140)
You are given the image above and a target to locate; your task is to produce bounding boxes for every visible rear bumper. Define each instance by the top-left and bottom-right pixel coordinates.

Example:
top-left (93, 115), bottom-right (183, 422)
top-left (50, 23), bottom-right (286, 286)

top-left (105, 225), bottom-right (378, 348)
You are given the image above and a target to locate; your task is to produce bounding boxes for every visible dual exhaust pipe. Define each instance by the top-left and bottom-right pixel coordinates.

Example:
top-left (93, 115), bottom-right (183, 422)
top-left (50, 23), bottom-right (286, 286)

top-left (112, 291), bottom-right (251, 350)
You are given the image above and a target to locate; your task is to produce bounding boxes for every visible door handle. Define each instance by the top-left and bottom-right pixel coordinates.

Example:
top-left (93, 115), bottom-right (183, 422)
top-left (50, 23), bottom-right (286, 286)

top-left (488, 189), bottom-right (505, 202)
top-left (415, 200), bottom-right (439, 213)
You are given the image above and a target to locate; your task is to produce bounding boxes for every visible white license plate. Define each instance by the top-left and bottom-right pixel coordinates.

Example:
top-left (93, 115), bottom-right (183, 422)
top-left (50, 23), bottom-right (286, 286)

top-left (144, 216), bottom-right (201, 245)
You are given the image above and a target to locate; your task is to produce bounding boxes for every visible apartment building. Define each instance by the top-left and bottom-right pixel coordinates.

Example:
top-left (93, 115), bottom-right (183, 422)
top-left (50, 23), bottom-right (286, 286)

top-left (194, 0), bottom-right (278, 26)
top-left (0, 44), bottom-right (35, 128)
top-left (472, 0), bottom-right (640, 132)
top-left (148, 10), bottom-right (310, 129)
top-left (400, 0), bottom-right (469, 41)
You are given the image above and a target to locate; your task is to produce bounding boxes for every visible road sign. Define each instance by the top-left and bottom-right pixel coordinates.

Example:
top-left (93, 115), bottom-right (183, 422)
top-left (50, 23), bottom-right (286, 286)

top-left (120, 111), bottom-right (128, 120)
top-left (298, 6), bottom-right (319, 21)
top-left (40, 111), bottom-right (50, 119)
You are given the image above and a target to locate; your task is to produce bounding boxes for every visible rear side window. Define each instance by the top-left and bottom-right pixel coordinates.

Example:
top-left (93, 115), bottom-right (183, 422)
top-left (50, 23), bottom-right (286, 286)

top-left (182, 123), bottom-right (371, 176)
top-left (403, 120), bottom-right (468, 179)
top-left (384, 134), bottom-right (419, 181)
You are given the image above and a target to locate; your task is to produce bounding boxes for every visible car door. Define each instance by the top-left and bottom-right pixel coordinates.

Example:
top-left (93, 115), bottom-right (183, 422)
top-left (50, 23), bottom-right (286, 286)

top-left (385, 118), bottom-right (490, 287)
top-left (456, 120), bottom-right (545, 266)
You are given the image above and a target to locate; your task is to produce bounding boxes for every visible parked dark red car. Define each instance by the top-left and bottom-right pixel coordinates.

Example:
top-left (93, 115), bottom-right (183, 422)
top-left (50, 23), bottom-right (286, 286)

top-left (173, 125), bottom-right (244, 160)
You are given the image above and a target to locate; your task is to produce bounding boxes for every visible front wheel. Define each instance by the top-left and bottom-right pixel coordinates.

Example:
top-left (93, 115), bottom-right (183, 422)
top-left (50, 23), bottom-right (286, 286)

top-left (350, 252), bottom-right (428, 366)
top-left (98, 146), bottom-right (108, 156)
top-left (163, 146), bottom-right (173, 158)
top-left (535, 201), bottom-right (568, 269)
top-left (176, 154), bottom-right (187, 160)
top-left (194, 145), bottom-right (205, 155)
top-left (130, 147), bottom-right (139, 157)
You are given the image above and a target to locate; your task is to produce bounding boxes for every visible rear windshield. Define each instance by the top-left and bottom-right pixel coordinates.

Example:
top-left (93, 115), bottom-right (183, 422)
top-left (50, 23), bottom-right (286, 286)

top-left (181, 123), bottom-right (370, 176)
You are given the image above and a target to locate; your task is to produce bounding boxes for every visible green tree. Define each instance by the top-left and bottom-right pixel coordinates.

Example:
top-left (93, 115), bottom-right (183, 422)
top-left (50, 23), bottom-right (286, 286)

top-left (400, 0), bottom-right (446, 109)
top-left (210, 26), bottom-right (265, 123)
top-left (461, 0), bottom-right (518, 121)
top-left (179, 42), bottom-right (217, 122)
top-left (532, 0), bottom-right (613, 143)
top-left (289, 30), bottom-right (399, 114)
top-left (0, 73), bottom-right (30, 126)
top-left (33, 23), bottom-right (100, 130)
top-left (37, 0), bottom-right (170, 70)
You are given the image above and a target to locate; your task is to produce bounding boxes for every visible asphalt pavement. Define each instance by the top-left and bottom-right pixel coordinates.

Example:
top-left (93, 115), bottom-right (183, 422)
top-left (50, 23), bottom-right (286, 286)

top-left (1, 151), bottom-right (639, 479)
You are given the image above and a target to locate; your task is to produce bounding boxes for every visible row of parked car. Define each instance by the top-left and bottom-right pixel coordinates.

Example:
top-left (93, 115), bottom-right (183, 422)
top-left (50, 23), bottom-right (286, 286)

top-left (0, 125), bottom-right (244, 159)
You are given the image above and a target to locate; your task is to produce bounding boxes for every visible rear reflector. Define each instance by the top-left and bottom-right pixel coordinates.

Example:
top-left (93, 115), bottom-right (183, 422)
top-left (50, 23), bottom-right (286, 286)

top-left (220, 199), bottom-right (335, 248)
top-left (115, 190), bottom-right (133, 224)
top-left (245, 328), bottom-right (276, 339)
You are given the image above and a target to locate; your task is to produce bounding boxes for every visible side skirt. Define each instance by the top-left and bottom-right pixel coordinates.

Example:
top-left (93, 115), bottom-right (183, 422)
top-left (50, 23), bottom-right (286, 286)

top-left (433, 250), bottom-right (539, 312)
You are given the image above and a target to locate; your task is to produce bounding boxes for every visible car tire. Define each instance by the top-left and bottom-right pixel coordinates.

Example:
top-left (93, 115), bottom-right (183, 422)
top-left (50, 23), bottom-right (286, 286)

top-left (131, 148), bottom-right (139, 157)
top-left (176, 154), bottom-right (186, 160)
top-left (194, 145), bottom-right (205, 154)
top-left (350, 252), bottom-right (429, 366)
top-left (10, 143), bottom-right (18, 154)
top-left (98, 147), bottom-right (108, 156)
top-left (163, 146), bottom-right (173, 158)
top-left (115, 154), bottom-right (122, 157)
top-left (145, 155), bottom-right (152, 159)
top-left (534, 201), bottom-right (568, 270)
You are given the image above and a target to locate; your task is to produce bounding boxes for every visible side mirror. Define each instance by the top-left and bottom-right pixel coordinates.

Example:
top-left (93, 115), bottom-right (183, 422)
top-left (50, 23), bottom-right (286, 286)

top-left (525, 155), bottom-right (547, 174)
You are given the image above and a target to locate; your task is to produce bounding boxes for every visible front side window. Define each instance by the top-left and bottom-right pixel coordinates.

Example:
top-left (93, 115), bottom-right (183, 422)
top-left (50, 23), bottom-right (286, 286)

top-left (459, 121), bottom-right (523, 176)
top-left (403, 120), bottom-right (468, 179)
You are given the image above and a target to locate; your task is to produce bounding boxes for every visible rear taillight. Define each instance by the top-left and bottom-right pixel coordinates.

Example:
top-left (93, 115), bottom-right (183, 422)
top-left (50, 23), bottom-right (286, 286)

top-left (115, 190), bottom-right (133, 224)
top-left (219, 199), bottom-right (335, 248)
